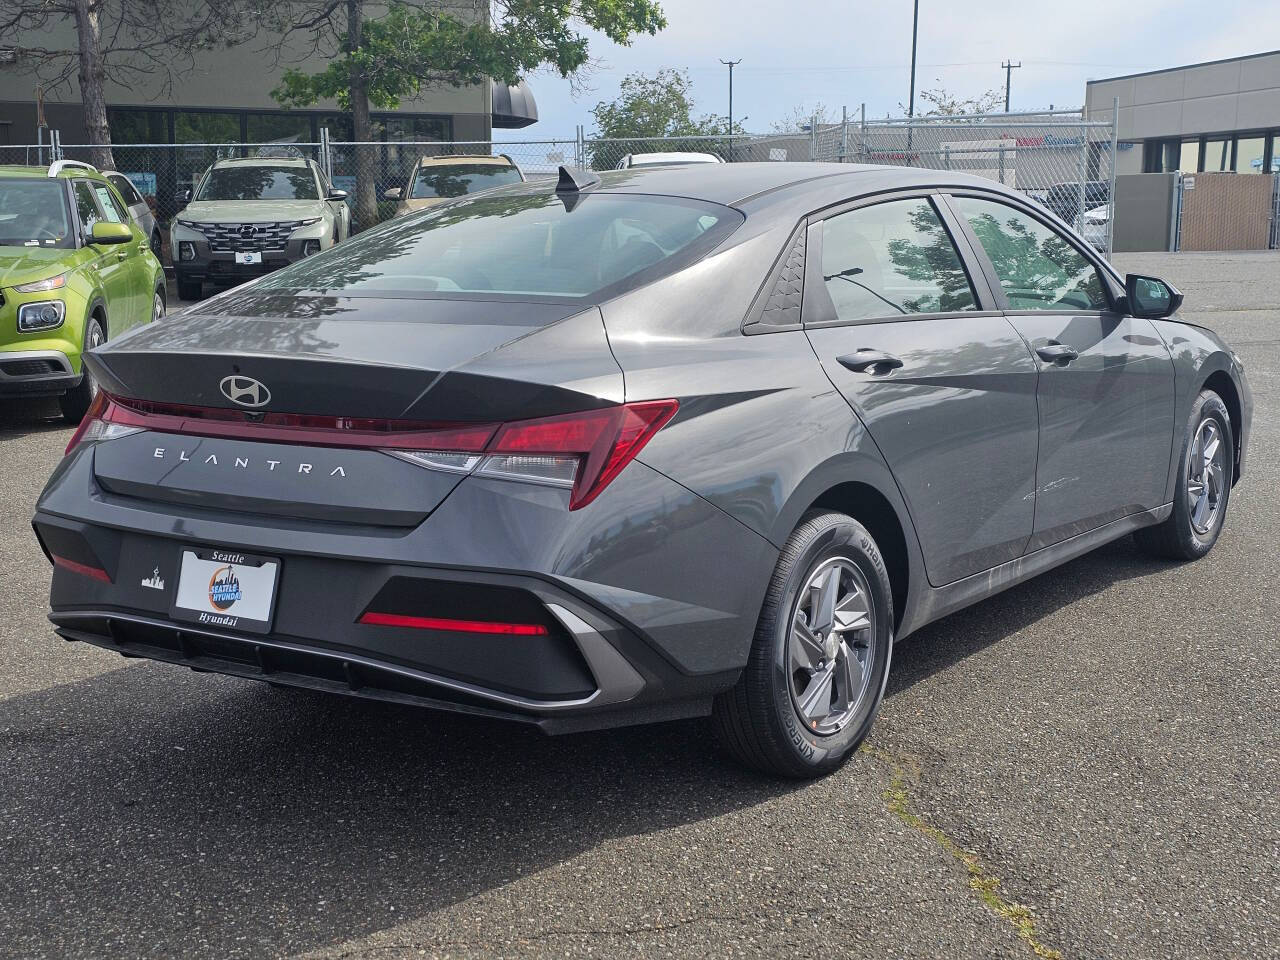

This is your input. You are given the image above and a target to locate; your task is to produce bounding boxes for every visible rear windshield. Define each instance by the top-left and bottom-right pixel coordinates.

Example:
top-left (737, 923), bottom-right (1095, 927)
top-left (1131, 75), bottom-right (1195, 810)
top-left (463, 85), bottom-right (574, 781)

top-left (0, 179), bottom-right (73, 248)
top-left (409, 164), bottom-right (524, 199)
top-left (255, 191), bottom-right (743, 301)
top-left (196, 166), bottom-right (318, 201)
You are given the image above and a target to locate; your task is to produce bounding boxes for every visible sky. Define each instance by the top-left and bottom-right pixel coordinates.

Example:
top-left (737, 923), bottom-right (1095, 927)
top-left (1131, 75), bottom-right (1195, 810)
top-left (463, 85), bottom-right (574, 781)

top-left (517, 0), bottom-right (1279, 142)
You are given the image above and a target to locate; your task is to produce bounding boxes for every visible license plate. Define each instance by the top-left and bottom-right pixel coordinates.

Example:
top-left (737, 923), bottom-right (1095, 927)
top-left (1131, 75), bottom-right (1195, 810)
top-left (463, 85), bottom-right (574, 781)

top-left (171, 548), bottom-right (279, 634)
top-left (235, 251), bottom-right (262, 265)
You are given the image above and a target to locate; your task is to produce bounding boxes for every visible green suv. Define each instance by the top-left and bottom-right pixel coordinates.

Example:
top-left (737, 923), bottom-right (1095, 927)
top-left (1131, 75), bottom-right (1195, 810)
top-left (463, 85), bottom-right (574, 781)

top-left (0, 160), bottom-right (166, 422)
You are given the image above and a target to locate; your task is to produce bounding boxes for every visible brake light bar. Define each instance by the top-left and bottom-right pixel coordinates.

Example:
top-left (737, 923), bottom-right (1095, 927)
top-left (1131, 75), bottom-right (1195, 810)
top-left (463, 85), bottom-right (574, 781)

top-left (51, 554), bottom-right (111, 583)
top-left (68, 392), bottom-right (679, 510)
top-left (359, 612), bottom-right (549, 635)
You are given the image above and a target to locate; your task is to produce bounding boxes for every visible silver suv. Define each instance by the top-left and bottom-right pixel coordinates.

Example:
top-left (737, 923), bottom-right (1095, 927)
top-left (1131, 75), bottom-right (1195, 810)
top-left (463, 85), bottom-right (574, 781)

top-left (170, 156), bottom-right (351, 300)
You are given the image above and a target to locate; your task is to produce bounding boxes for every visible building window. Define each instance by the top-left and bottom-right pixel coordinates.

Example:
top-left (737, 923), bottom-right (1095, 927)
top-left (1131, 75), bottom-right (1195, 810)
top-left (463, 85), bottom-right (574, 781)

top-left (175, 111), bottom-right (241, 143)
top-left (1234, 135), bottom-right (1272, 173)
top-left (108, 108), bottom-right (168, 144)
top-left (1204, 138), bottom-right (1231, 172)
top-left (246, 113), bottom-right (314, 145)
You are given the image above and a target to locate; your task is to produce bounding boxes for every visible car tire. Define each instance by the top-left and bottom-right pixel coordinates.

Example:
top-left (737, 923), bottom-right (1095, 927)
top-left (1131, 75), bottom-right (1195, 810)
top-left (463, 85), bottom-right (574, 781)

top-left (176, 275), bottom-right (202, 301)
top-left (59, 315), bottom-right (106, 424)
top-left (1135, 389), bottom-right (1233, 561)
top-left (712, 510), bottom-right (894, 779)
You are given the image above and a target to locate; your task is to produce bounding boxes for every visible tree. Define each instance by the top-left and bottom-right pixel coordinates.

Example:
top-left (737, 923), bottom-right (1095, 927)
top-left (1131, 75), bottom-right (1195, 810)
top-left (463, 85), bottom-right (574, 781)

top-left (770, 102), bottom-right (837, 134)
top-left (588, 69), bottom-right (740, 168)
top-left (900, 83), bottom-right (1004, 117)
top-left (0, 1), bottom-right (248, 170)
top-left (268, 1), bottom-right (667, 229)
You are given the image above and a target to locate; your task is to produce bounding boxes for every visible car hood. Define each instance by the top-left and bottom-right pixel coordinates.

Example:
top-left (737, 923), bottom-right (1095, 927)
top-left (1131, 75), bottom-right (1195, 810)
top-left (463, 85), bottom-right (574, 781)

top-left (0, 247), bottom-right (75, 289)
top-left (180, 199), bottom-right (326, 223)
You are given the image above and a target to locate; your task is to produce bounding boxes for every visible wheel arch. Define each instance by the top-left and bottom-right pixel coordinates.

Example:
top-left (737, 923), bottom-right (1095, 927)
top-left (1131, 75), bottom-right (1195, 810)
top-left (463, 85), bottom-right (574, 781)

top-left (1200, 368), bottom-right (1242, 483)
top-left (770, 455), bottom-right (926, 637)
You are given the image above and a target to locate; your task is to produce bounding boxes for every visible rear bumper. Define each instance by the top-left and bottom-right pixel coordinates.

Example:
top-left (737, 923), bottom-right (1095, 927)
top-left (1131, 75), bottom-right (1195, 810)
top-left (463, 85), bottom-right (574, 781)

top-left (34, 443), bottom-right (778, 732)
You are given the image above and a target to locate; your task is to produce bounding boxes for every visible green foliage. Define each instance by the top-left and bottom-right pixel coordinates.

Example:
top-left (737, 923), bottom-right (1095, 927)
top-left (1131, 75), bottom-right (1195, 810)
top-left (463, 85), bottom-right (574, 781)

top-left (273, 1), bottom-right (667, 111)
top-left (770, 102), bottom-right (837, 134)
top-left (901, 84), bottom-right (1004, 117)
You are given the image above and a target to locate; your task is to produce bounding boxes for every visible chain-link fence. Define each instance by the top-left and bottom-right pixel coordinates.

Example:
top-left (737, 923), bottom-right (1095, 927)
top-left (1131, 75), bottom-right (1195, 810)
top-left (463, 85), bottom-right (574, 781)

top-left (2, 111), bottom-right (1123, 255)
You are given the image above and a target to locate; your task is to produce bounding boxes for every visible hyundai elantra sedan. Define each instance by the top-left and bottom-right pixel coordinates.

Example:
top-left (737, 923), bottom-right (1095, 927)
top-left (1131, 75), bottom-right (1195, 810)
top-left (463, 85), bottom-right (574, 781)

top-left (34, 163), bottom-right (1251, 778)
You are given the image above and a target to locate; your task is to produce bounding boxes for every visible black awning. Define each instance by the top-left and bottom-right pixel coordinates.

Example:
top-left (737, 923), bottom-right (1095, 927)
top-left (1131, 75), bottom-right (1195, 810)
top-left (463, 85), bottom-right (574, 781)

top-left (491, 81), bottom-right (538, 129)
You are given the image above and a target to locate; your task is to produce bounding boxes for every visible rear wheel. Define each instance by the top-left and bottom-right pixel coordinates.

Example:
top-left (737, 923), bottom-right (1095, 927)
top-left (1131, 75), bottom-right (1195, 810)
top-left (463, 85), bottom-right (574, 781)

top-left (1135, 390), bottom-right (1233, 560)
top-left (59, 316), bottom-right (105, 424)
top-left (176, 274), bottom-right (202, 301)
top-left (152, 287), bottom-right (166, 323)
top-left (713, 510), bottom-right (893, 778)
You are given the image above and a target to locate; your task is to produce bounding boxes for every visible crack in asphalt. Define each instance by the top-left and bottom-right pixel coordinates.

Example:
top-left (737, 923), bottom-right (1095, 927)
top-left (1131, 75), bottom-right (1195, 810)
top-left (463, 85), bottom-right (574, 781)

top-left (863, 745), bottom-right (1063, 960)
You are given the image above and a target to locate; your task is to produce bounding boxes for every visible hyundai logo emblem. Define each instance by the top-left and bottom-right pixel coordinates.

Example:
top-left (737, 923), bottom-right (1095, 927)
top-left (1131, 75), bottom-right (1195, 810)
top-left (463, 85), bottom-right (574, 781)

top-left (239, 224), bottom-right (258, 240)
top-left (219, 375), bottom-right (271, 408)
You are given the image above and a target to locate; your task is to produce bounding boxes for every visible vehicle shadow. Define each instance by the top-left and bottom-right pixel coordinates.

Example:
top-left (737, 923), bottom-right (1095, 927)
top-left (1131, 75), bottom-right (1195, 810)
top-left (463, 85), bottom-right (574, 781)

top-left (0, 533), bottom-right (1176, 958)
top-left (0, 397), bottom-right (67, 439)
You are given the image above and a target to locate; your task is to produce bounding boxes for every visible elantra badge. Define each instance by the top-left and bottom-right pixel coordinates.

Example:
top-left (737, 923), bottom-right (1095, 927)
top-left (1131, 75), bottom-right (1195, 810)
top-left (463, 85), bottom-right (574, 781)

top-left (220, 375), bottom-right (271, 408)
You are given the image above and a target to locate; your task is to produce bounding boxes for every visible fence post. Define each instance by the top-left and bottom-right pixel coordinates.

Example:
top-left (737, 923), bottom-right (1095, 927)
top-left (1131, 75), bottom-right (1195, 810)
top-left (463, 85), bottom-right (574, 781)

top-left (319, 127), bottom-right (331, 180)
top-left (1171, 172), bottom-right (1184, 252)
top-left (841, 105), bottom-right (848, 163)
top-left (1272, 172), bottom-right (1280, 250)
top-left (999, 144), bottom-right (1006, 183)
top-left (575, 125), bottom-right (584, 168)
top-left (1106, 96), bottom-right (1119, 260)
top-left (810, 113), bottom-right (818, 161)
top-left (1076, 128), bottom-right (1088, 232)
top-left (860, 103), bottom-right (867, 163)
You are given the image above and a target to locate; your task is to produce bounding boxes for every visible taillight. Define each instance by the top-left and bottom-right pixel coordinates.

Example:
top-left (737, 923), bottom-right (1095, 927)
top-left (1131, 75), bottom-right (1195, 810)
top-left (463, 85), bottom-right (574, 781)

top-left (481, 401), bottom-right (679, 509)
top-left (72, 392), bottom-right (679, 510)
top-left (64, 390), bottom-right (110, 455)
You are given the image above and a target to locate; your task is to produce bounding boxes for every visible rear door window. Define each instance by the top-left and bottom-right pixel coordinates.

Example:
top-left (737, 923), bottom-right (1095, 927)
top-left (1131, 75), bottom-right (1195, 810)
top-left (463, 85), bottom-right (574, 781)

top-left (255, 191), bottom-right (743, 302)
top-left (818, 197), bottom-right (978, 322)
top-left (93, 183), bottom-right (129, 223)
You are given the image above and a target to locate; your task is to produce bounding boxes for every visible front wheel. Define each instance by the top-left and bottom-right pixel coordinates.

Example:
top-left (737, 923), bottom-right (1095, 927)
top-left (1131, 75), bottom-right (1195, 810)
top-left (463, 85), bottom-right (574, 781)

top-left (59, 316), bottom-right (106, 424)
top-left (1135, 389), bottom-right (1233, 560)
top-left (713, 510), bottom-right (894, 778)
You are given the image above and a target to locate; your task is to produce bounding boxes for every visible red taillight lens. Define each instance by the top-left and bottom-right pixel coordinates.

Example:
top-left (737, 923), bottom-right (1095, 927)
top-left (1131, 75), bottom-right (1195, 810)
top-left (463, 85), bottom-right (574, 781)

top-left (358, 612), bottom-right (549, 635)
top-left (64, 390), bottom-right (110, 455)
top-left (488, 400), bottom-right (678, 509)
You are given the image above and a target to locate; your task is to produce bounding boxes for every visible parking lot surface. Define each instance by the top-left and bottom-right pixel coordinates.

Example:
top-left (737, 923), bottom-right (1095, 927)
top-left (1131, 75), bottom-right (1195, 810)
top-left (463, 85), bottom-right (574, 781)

top-left (1, 254), bottom-right (1277, 959)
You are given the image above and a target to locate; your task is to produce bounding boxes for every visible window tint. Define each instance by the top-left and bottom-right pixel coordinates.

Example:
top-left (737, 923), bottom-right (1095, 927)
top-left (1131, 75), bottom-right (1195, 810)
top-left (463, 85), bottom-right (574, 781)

top-left (93, 184), bottom-right (128, 223)
top-left (952, 196), bottom-right (1109, 312)
top-left (254, 191), bottom-right (742, 301)
top-left (109, 174), bottom-right (143, 206)
top-left (819, 197), bottom-right (977, 321)
top-left (73, 182), bottom-right (104, 233)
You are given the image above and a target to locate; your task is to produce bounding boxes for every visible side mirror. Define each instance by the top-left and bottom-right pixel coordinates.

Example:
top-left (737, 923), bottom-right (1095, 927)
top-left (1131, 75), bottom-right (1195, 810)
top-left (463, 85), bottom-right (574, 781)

top-left (1124, 274), bottom-right (1183, 319)
top-left (89, 221), bottom-right (133, 246)
top-left (175, 188), bottom-right (192, 205)
top-left (382, 187), bottom-right (402, 201)
top-left (327, 188), bottom-right (348, 201)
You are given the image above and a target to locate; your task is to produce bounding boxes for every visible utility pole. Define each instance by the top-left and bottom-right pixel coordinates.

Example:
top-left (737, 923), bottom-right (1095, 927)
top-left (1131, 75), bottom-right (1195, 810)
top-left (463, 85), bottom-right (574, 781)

top-left (720, 58), bottom-right (742, 162)
top-left (1002, 60), bottom-right (1021, 112)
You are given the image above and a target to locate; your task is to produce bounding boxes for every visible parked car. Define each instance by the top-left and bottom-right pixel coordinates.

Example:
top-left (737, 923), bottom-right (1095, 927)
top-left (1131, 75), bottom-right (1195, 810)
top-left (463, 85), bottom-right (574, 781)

top-left (383, 154), bottom-right (525, 216)
top-left (37, 163), bottom-right (1251, 777)
top-left (171, 156), bottom-right (350, 301)
top-left (1081, 203), bottom-right (1111, 251)
top-left (105, 172), bottom-right (162, 258)
top-left (1041, 179), bottom-right (1110, 227)
top-left (0, 160), bottom-right (166, 422)
top-left (615, 151), bottom-right (724, 168)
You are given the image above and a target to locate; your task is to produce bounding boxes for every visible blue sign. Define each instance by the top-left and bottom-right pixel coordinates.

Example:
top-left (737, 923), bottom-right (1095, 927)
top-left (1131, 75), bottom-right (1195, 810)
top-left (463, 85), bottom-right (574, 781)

top-left (124, 172), bottom-right (157, 197)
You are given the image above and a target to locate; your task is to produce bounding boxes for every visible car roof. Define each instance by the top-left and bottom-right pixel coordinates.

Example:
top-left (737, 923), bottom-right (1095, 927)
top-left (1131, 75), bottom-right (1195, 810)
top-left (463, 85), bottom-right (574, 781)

top-left (626, 152), bottom-right (724, 165)
top-left (415, 154), bottom-right (516, 167)
top-left (560, 162), bottom-right (1018, 210)
top-left (210, 156), bottom-right (312, 168)
top-left (0, 163), bottom-right (107, 181)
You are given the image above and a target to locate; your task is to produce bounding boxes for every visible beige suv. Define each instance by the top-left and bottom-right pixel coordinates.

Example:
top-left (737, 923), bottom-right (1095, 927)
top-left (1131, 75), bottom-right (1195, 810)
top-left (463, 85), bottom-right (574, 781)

top-left (383, 155), bottom-right (525, 216)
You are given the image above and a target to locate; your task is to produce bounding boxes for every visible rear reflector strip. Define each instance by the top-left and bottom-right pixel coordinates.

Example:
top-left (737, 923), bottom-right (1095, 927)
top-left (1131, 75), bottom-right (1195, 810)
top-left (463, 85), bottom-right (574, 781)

top-left (358, 611), bottom-right (549, 636)
top-left (52, 555), bottom-right (111, 583)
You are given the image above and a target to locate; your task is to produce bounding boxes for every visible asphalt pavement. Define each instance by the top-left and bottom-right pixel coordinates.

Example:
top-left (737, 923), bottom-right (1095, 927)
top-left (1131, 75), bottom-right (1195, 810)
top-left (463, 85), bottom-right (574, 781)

top-left (0, 253), bottom-right (1276, 959)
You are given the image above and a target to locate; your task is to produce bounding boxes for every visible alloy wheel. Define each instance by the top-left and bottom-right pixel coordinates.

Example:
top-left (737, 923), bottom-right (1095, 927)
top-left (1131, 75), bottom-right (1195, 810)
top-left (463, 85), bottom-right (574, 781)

top-left (154, 291), bottom-right (166, 323)
top-left (1187, 417), bottom-right (1226, 535)
top-left (85, 321), bottom-right (104, 400)
top-left (788, 557), bottom-right (876, 736)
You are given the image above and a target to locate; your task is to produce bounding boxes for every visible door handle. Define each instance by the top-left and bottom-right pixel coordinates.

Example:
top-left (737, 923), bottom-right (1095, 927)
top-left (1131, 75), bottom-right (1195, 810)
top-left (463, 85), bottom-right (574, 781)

top-left (1035, 342), bottom-right (1079, 365)
top-left (837, 349), bottom-right (904, 373)
top-left (116, 250), bottom-right (128, 261)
